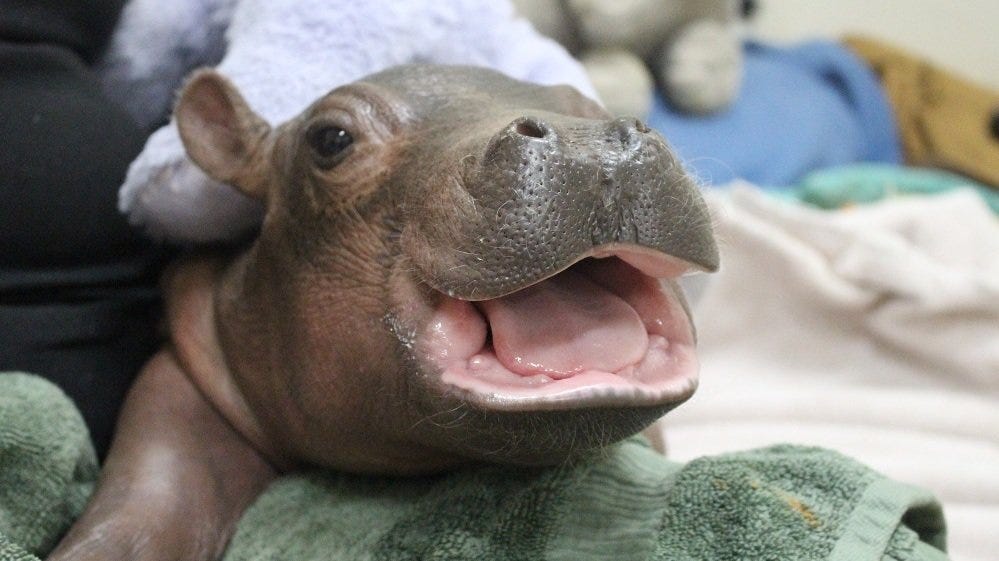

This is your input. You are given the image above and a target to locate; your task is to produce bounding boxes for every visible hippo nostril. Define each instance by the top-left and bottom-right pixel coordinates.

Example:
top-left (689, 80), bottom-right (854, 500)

top-left (513, 118), bottom-right (548, 139)
top-left (610, 116), bottom-right (649, 148)
top-left (613, 116), bottom-right (648, 134)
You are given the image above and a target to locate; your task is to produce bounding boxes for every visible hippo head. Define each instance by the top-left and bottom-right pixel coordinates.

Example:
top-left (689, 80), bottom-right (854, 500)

top-left (175, 65), bottom-right (718, 474)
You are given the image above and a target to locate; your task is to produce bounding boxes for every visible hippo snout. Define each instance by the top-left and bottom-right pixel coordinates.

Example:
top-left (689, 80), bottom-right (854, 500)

top-left (406, 112), bottom-right (719, 300)
top-left (486, 115), bottom-right (652, 170)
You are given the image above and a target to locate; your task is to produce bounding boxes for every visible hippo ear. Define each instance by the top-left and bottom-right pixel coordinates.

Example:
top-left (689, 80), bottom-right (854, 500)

top-left (176, 69), bottom-right (272, 200)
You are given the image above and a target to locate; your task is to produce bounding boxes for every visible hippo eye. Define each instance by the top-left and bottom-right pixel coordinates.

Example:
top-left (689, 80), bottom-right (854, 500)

top-left (307, 124), bottom-right (354, 166)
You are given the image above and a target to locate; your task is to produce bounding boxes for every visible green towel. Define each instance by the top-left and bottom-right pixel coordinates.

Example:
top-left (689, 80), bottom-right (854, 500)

top-left (0, 373), bottom-right (949, 561)
top-left (0, 373), bottom-right (97, 561)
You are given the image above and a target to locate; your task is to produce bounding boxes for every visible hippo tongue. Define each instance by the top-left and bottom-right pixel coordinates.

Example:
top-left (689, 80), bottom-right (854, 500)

top-left (477, 269), bottom-right (649, 378)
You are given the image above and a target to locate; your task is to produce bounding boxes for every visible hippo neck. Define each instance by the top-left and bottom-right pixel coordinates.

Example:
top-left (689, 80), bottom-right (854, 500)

top-left (165, 255), bottom-right (286, 467)
top-left (186, 242), bottom-right (469, 474)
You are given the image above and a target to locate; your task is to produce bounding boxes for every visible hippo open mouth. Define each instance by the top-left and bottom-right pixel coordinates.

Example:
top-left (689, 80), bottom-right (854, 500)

top-left (378, 71), bottom-right (717, 420)
top-left (420, 245), bottom-right (699, 411)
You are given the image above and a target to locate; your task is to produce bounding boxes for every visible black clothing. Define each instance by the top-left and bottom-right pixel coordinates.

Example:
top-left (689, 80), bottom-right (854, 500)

top-left (1, 1), bottom-right (168, 458)
top-left (0, 0), bottom-right (128, 63)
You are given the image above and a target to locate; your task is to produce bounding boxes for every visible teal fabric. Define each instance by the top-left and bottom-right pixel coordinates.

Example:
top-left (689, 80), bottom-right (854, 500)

top-left (792, 164), bottom-right (999, 213)
top-left (0, 373), bottom-right (949, 561)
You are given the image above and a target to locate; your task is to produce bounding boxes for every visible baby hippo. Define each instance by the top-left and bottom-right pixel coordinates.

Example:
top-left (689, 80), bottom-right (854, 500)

top-left (49, 65), bottom-right (718, 561)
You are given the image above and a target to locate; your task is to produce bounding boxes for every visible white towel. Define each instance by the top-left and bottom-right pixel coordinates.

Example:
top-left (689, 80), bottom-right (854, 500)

top-left (667, 185), bottom-right (999, 561)
top-left (101, 0), bottom-right (597, 242)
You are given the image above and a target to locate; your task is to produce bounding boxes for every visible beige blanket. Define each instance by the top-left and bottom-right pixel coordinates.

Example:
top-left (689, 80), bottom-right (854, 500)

top-left (663, 185), bottom-right (999, 561)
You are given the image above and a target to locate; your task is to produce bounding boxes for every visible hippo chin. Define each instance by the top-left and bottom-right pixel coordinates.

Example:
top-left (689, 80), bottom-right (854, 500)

top-left (48, 65), bottom-right (717, 561)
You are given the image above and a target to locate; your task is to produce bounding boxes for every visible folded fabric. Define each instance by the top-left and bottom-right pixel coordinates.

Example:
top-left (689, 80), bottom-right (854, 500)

top-left (664, 185), bottom-right (999, 561)
top-left (648, 41), bottom-right (902, 187)
top-left (102, 0), bottom-right (597, 242)
top-left (0, 372), bottom-right (948, 561)
top-left (224, 444), bottom-right (946, 561)
top-left (792, 164), bottom-right (999, 213)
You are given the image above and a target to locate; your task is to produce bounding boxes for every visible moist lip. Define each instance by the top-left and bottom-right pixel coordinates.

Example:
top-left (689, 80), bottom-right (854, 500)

top-left (419, 253), bottom-right (700, 409)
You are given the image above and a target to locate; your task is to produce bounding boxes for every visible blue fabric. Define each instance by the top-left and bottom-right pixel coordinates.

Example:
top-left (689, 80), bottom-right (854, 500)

top-left (648, 41), bottom-right (902, 188)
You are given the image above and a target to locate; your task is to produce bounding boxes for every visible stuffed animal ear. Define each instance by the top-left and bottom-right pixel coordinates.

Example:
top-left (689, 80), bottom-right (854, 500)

top-left (176, 69), bottom-right (271, 200)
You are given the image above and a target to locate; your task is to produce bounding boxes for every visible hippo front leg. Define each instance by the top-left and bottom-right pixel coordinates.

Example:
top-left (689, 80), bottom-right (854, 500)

top-left (47, 351), bottom-right (276, 561)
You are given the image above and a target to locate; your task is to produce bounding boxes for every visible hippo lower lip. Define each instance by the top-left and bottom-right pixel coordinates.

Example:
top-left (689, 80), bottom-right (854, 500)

top-left (420, 247), bottom-right (699, 411)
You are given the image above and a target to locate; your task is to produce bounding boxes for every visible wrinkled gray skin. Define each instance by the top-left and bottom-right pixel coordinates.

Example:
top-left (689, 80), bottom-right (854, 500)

top-left (403, 74), bottom-right (716, 299)
top-left (49, 65), bottom-right (717, 561)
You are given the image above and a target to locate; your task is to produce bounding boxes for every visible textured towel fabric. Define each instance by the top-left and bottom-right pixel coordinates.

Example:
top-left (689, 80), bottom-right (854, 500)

top-left (0, 373), bottom-right (948, 561)
top-left (101, 0), bottom-right (597, 243)
top-left (648, 41), bottom-right (902, 187)
top-left (222, 444), bottom-right (946, 561)
top-left (665, 185), bottom-right (999, 561)
top-left (0, 373), bottom-right (97, 560)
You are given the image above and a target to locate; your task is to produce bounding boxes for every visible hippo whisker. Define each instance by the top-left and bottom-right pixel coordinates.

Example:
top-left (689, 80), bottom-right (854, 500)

top-left (408, 401), bottom-right (470, 432)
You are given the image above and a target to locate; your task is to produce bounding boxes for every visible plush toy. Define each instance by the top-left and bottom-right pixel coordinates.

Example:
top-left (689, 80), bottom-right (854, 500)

top-left (99, 0), bottom-right (597, 242)
top-left (844, 35), bottom-right (999, 190)
top-left (513, 0), bottom-right (744, 118)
